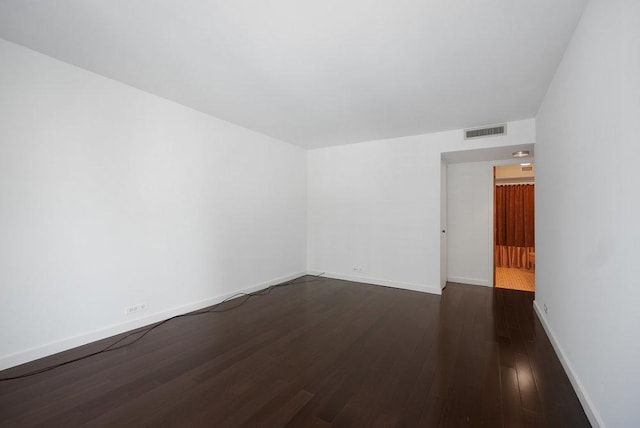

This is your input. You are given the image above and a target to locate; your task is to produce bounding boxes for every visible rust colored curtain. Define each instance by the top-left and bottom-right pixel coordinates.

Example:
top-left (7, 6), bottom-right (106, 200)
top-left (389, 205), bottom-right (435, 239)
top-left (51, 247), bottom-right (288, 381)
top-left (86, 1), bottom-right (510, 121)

top-left (495, 184), bottom-right (535, 270)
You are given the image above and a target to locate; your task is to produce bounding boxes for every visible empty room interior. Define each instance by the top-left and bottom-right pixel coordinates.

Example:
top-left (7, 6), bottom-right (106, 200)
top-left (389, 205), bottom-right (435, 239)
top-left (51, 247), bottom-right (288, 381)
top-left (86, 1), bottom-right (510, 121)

top-left (0, 1), bottom-right (638, 427)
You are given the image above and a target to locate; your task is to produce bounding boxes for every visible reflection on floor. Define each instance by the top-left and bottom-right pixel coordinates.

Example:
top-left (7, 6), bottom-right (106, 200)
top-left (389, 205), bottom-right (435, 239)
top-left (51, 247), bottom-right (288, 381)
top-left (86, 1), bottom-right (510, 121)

top-left (495, 267), bottom-right (535, 292)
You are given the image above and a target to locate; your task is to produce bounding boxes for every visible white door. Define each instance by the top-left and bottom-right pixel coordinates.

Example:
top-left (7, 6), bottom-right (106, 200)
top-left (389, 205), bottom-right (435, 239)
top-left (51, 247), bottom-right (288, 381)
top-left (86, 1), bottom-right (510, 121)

top-left (440, 160), bottom-right (448, 289)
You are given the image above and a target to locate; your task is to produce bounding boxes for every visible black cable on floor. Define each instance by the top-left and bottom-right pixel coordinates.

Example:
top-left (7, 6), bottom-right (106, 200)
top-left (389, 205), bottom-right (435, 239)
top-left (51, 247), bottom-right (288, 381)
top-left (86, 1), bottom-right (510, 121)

top-left (0, 273), bottom-right (325, 382)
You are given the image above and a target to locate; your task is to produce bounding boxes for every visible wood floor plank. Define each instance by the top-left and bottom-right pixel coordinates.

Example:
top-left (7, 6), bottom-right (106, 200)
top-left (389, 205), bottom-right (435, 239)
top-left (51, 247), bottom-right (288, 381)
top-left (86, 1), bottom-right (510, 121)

top-left (241, 388), bottom-right (314, 428)
top-left (500, 365), bottom-right (526, 427)
top-left (0, 277), bottom-right (590, 426)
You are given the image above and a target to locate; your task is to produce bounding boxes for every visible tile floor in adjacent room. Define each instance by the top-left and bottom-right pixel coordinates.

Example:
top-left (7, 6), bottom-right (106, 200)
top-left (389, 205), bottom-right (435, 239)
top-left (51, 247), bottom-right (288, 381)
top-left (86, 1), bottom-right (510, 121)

top-left (495, 267), bottom-right (535, 292)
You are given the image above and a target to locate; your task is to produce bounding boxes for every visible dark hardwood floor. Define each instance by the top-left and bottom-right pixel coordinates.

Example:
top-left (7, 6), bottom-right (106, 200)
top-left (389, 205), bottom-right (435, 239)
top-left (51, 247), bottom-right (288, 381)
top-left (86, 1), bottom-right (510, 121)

top-left (0, 277), bottom-right (589, 427)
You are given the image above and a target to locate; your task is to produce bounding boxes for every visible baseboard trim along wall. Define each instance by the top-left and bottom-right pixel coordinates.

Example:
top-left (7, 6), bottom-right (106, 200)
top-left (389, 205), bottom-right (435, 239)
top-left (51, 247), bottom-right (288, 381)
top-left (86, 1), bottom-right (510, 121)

top-left (533, 300), bottom-right (604, 428)
top-left (0, 271), bottom-right (308, 371)
top-left (307, 270), bottom-right (442, 296)
top-left (447, 276), bottom-right (491, 287)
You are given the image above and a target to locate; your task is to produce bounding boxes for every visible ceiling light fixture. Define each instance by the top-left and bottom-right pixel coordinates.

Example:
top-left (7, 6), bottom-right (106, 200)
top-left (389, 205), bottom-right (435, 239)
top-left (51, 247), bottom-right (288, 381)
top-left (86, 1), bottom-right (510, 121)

top-left (520, 162), bottom-right (531, 166)
top-left (512, 150), bottom-right (530, 158)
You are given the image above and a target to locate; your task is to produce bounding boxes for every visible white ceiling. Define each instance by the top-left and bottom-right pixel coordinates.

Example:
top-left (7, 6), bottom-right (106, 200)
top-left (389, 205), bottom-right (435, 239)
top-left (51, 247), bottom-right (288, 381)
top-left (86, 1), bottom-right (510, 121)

top-left (0, 0), bottom-right (587, 149)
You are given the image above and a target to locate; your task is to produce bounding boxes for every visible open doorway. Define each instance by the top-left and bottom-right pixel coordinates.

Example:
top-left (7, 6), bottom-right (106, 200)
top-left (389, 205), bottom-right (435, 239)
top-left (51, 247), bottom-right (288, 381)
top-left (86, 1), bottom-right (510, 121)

top-left (493, 164), bottom-right (535, 292)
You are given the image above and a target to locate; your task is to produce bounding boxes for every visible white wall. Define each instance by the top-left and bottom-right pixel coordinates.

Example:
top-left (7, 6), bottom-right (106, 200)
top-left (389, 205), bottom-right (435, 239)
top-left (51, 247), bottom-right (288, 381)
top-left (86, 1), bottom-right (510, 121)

top-left (307, 119), bottom-right (535, 294)
top-left (495, 164), bottom-right (535, 180)
top-left (446, 161), bottom-right (493, 287)
top-left (0, 39), bottom-right (307, 370)
top-left (535, 1), bottom-right (640, 426)
top-left (307, 137), bottom-right (440, 293)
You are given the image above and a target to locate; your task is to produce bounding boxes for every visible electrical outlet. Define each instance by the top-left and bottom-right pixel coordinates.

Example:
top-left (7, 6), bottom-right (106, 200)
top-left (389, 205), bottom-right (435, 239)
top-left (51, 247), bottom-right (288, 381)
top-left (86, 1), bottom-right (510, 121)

top-left (126, 303), bottom-right (148, 315)
top-left (543, 304), bottom-right (548, 315)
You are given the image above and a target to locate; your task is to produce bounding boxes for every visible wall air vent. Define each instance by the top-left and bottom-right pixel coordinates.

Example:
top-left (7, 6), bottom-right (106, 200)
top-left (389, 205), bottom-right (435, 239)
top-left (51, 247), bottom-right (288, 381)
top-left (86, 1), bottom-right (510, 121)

top-left (521, 166), bottom-right (533, 172)
top-left (464, 124), bottom-right (506, 139)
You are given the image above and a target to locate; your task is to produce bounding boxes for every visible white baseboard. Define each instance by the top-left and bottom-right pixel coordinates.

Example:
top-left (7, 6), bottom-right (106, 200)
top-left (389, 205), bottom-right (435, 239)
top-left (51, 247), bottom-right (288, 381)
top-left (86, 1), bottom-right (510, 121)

top-left (533, 300), bottom-right (604, 428)
top-left (306, 269), bottom-right (327, 278)
top-left (447, 276), bottom-right (491, 287)
top-left (0, 271), bottom-right (307, 372)
top-left (307, 270), bottom-right (441, 296)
